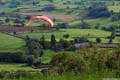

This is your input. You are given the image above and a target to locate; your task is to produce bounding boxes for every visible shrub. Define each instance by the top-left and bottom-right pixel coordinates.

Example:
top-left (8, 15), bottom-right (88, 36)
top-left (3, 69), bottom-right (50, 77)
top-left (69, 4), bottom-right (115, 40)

top-left (50, 47), bottom-right (120, 74)
top-left (50, 52), bottom-right (87, 73)
top-left (0, 52), bottom-right (25, 63)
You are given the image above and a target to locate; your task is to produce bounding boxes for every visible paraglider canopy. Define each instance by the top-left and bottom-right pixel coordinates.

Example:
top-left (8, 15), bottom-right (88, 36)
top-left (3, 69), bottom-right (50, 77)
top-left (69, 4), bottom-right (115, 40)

top-left (26, 16), bottom-right (54, 28)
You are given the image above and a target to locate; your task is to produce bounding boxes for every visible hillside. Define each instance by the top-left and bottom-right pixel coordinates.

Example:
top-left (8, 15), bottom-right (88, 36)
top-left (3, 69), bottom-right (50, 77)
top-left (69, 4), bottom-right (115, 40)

top-left (0, 0), bottom-right (120, 80)
top-left (0, 0), bottom-right (120, 27)
top-left (0, 32), bottom-right (26, 52)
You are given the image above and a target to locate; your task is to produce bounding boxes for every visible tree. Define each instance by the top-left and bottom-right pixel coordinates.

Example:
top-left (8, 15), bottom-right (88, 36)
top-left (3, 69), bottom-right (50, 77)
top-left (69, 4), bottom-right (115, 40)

top-left (109, 26), bottom-right (116, 39)
top-left (50, 34), bottom-right (56, 48)
top-left (9, 0), bottom-right (20, 8)
top-left (40, 35), bottom-right (46, 49)
top-left (42, 4), bottom-right (55, 11)
top-left (58, 23), bottom-right (69, 29)
top-left (80, 20), bottom-right (90, 29)
top-left (63, 34), bottom-right (70, 39)
top-left (25, 36), bottom-right (43, 58)
top-left (79, 36), bottom-right (88, 43)
top-left (111, 13), bottom-right (120, 21)
top-left (26, 55), bottom-right (35, 66)
top-left (25, 16), bottom-right (31, 20)
top-left (25, 36), bottom-right (34, 54)
top-left (87, 4), bottom-right (111, 18)
top-left (109, 38), bottom-right (113, 44)
top-left (47, 0), bottom-right (53, 2)
top-left (108, 27), bottom-right (116, 44)
top-left (96, 37), bottom-right (101, 43)
top-left (59, 39), bottom-right (70, 49)
top-left (5, 17), bottom-right (10, 23)
top-left (32, 41), bottom-right (44, 58)
top-left (14, 19), bottom-right (20, 23)
top-left (95, 23), bottom-right (100, 29)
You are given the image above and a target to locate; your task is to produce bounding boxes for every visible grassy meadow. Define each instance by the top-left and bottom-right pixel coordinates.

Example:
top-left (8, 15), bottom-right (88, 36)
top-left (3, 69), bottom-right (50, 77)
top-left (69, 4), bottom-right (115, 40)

top-left (20, 29), bottom-right (120, 43)
top-left (108, 6), bottom-right (120, 12)
top-left (69, 18), bottom-right (120, 27)
top-left (0, 63), bottom-right (38, 71)
top-left (0, 33), bottom-right (26, 52)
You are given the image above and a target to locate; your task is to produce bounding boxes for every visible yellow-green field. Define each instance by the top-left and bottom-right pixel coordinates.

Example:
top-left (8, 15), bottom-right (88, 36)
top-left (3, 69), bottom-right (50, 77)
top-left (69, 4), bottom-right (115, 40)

top-left (69, 18), bottom-right (120, 27)
top-left (108, 6), bottom-right (120, 12)
top-left (0, 63), bottom-right (38, 71)
top-left (20, 29), bottom-right (120, 43)
top-left (0, 33), bottom-right (26, 52)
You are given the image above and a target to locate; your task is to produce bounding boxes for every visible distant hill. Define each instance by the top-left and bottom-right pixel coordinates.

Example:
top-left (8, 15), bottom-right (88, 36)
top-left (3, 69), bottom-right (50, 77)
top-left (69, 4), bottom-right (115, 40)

top-left (0, 0), bottom-right (120, 27)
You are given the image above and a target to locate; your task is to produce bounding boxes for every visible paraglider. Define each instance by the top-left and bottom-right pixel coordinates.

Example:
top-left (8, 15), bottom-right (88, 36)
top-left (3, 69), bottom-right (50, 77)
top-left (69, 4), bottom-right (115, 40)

top-left (26, 16), bottom-right (54, 28)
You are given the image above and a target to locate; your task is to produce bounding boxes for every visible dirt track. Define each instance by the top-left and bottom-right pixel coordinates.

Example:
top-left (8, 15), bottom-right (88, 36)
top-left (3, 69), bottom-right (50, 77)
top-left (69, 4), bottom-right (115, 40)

top-left (19, 12), bottom-right (80, 22)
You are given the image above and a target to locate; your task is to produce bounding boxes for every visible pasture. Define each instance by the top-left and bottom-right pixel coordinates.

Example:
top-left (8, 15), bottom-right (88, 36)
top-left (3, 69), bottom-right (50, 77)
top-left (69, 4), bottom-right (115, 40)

top-left (0, 33), bottom-right (25, 52)
top-left (41, 50), bottom-right (56, 64)
top-left (0, 63), bottom-right (38, 71)
top-left (108, 6), bottom-right (120, 12)
top-left (69, 18), bottom-right (120, 28)
top-left (20, 29), bottom-right (120, 43)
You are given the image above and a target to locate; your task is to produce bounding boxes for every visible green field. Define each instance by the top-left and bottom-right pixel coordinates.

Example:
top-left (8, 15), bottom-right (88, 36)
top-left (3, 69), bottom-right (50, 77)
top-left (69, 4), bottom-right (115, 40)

top-left (1, 0), bottom-right (120, 27)
top-left (20, 29), bottom-right (120, 43)
top-left (1, 29), bottom-right (119, 53)
top-left (0, 33), bottom-right (26, 52)
top-left (108, 6), bottom-right (120, 12)
top-left (0, 63), bottom-right (38, 71)
top-left (69, 18), bottom-right (120, 27)
top-left (41, 50), bottom-right (56, 64)
top-left (20, 29), bottom-right (111, 39)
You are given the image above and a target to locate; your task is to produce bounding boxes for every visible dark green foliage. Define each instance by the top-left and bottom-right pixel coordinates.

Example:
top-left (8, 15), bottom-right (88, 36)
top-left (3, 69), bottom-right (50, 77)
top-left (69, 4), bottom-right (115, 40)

top-left (0, 70), bottom-right (32, 79)
top-left (51, 47), bottom-right (120, 74)
top-left (63, 34), bottom-right (70, 39)
top-left (42, 4), bottom-right (56, 11)
top-left (0, 52), bottom-right (25, 63)
top-left (9, 0), bottom-right (20, 8)
top-left (50, 34), bottom-right (56, 48)
top-left (95, 23), bottom-right (100, 29)
top-left (40, 35), bottom-right (46, 49)
top-left (74, 36), bottom-right (89, 43)
top-left (47, 0), bottom-right (53, 2)
top-left (5, 17), bottom-right (10, 23)
top-left (57, 23), bottom-right (69, 29)
top-left (25, 36), bottom-right (34, 54)
top-left (25, 36), bottom-right (43, 58)
top-left (25, 16), bottom-right (31, 20)
top-left (80, 20), bottom-right (90, 29)
top-left (59, 39), bottom-right (70, 49)
top-left (26, 55), bottom-right (35, 66)
top-left (111, 13), bottom-right (120, 21)
top-left (87, 4), bottom-right (111, 18)
top-left (32, 1), bottom-right (39, 6)
top-left (108, 26), bottom-right (116, 43)
top-left (96, 37), bottom-right (101, 43)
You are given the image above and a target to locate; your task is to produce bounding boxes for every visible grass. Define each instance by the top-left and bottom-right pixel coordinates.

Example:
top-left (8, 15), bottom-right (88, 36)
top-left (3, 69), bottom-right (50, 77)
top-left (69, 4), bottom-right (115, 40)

top-left (41, 50), bottom-right (56, 64)
top-left (20, 29), bottom-right (120, 43)
top-left (108, 6), bottom-right (120, 12)
top-left (20, 29), bottom-right (111, 39)
top-left (69, 18), bottom-right (120, 27)
top-left (0, 33), bottom-right (26, 52)
top-left (0, 63), bottom-right (38, 71)
top-left (20, 29), bottom-right (113, 42)
top-left (3, 72), bottom-right (119, 80)
top-left (20, 73), bottom-right (103, 80)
